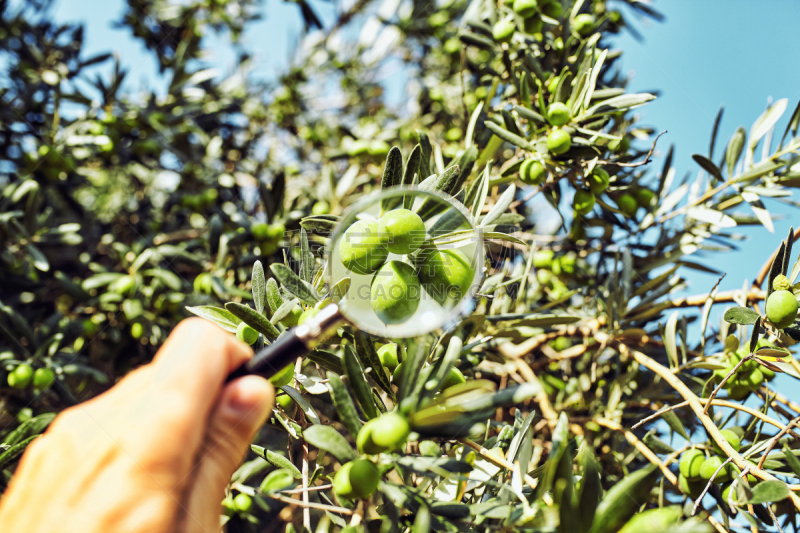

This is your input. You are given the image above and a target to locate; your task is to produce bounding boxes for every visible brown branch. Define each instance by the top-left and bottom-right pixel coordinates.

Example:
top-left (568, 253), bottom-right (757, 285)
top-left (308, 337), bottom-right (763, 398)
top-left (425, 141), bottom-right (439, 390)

top-left (667, 288), bottom-right (765, 308)
top-left (596, 418), bottom-right (677, 485)
top-left (618, 341), bottom-right (800, 512)
top-left (757, 419), bottom-right (800, 470)
top-left (459, 438), bottom-right (538, 490)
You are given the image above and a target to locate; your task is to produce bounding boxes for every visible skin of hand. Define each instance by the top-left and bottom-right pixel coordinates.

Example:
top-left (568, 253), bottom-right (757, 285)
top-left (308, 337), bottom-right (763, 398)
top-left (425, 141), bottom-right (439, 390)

top-left (0, 318), bottom-right (274, 532)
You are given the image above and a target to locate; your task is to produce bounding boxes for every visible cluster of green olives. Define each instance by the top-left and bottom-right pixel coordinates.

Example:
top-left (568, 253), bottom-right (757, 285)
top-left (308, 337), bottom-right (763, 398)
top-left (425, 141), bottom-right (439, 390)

top-left (339, 209), bottom-right (474, 324)
top-left (678, 430), bottom-right (756, 499)
top-left (6, 363), bottom-right (54, 391)
top-left (612, 188), bottom-right (655, 218)
top-left (492, 0), bottom-right (565, 43)
top-left (331, 412), bottom-right (412, 501)
top-left (713, 346), bottom-right (775, 401)
top-left (222, 493), bottom-right (253, 517)
top-left (766, 275), bottom-right (798, 330)
top-left (533, 249), bottom-right (576, 299)
top-left (570, 164), bottom-right (655, 219)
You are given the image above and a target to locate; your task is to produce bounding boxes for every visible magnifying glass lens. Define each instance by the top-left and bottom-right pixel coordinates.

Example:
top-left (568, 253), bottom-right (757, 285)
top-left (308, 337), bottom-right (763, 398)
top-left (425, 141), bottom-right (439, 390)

top-left (329, 188), bottom-right (483, 338)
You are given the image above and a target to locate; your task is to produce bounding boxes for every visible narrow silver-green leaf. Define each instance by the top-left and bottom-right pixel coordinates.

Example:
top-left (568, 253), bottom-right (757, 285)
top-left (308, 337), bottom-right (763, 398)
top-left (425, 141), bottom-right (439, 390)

top-left (252, 261), bottom-right (267, 315)
top-left (726, 127), bottom-right (746, 176)
top-left (484, 121), bottom-right (535, 151)
top-left (271, 263), bottom-right (319, 305)
top-left (343, 346), bottom-right (379, 419)
top-left (354, 331), bottom-right (394, 399)
top-left (251, 445), bottom-right (302, 478)
top-left (185, 305), bottom-right (241, 332)
top-left (326, 372), bottom-right (362, 438)
top-left (302, 424), bottom-right (358, 462)
top-left (225, 302), bottom-right (280, 340)
top-left (300, 229), bottom-right (314, 283)
top-left (281, 385), bottom-right (321, 425)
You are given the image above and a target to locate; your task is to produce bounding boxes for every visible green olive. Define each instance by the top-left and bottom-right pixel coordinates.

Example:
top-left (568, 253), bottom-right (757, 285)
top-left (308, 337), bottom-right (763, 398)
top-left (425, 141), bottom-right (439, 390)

top-left (370, 261), bottom-right (421, 324)
top-left (513, 0), bottom-right (538, 18)
top-left (634, 188), bottom-right (655, 209)
top-left (439, 367), bottom-right (466, 390)
top-left (547, 75), bottom-right (560, 94)
top-left (573, 13), bottom-right (595, 35)
top-left (233, 493), bottom-right (252, 513)
top-left (339, 219), bottom-right (389, 275)
top-left (377, 343), bottom-right (399, 370)
top-left (280, 305), bottom-right (304, 327)
top-left (615, 194), bottom-right (638, 217)
top-left (276, 393), bottom-right (296, 412)
top-left (416, 249), bottom-right (473, 307)
top-left (392, 362), bottom-right (404, 387)
top-left (743, 368), bottom-right (764, 391)
top-left (193, 272), bottom-right (214, 294)
top-left (699, 456), bottom-right (736, 483)
top-left (679, 449), bottom-right (705, 481)
top-left (312, 201), bottom-right (330, 215)
top-left (267, 222), bottom-right (286, 240)
top-left (270, 364), bottom-right (295, 387)
top-left (728, 385), bottom-right (750, 401)
top-left (298, 308), bottom-right (320, 325)
top-left (32, 368), bottom-right (55, 390)
top-left (131, 322), bottom-right (144, 339)
top-left (587, 167), bottom-right (610, 194)
top-left (334, 459), bottom-right (380, 500)
top-left (609, 136), bottom-right (630, 153)
top-left (520, 159), bottom-right (547, 185)
top-left (236, 322), bottom-right (259, 345)
top-left (370, 412), bottom-right (412, 451)
top-left (378, 209), bottom-right (426, 255)
top-left (8, 364), bottom-right (33, 389)
top-left (419, 440), bottom-right (442, 457)
top-left (546, 129), bottom-right (571, 155)
top-left (524, 16), bottom-right (543, 34)
top-left (533, 250), bottom-right (554, 268)
top-left (547, 102), bottom-right (571, 126)
top-left (766, 290), bottom-right (798, 329)
top-left (492, 19), bottom-right (516, 43)
top-left (541, 0), bottom-right (562, 18)
top-left (573, 189), bottom-right (595, 215)
top-left (678, 473), bottom-right (704, 499)
top-left (712, 429), bottom-right (742, 455)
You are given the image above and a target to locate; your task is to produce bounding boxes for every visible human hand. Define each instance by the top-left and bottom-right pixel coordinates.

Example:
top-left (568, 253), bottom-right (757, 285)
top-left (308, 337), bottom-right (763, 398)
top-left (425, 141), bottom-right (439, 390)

top-left (0, 318), bottom-right (274, 532)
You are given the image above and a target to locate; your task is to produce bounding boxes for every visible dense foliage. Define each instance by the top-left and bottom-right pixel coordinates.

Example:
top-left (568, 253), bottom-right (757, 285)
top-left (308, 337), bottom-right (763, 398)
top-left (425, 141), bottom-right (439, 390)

top-left (5, 0), bottom-right (800, 531)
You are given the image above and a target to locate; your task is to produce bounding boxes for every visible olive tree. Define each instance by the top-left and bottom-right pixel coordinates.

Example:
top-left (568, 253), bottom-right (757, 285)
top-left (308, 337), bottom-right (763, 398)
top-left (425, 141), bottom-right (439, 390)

top-left (3, 0), bottom-right (800, 531)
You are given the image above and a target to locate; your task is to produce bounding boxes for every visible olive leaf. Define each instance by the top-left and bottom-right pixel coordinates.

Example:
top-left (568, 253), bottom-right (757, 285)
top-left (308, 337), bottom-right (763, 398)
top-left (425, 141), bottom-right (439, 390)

top-left (266, 278), bottom-right (284, 315)
top-left (300, 215), bottom-right (340, 233)
top-left (692, 154), bottom-right (723, 182)
top-left (270, 264), bottom-right (319, 305)
top-left (280, 385), bottom-right (321, 425)
top-left (185, 305), bottom-right (242, 332)
top-left (225, 302), bottom-right (280, 340)
top-left (591, 464), bottom-right (658, 533)
top-left (299, 228), bottom-right (314, 283)
top-left (343, 346), bottom-right (379, 420)
top-left (483, 120), bottom-right (535, 151)
top-left (354, 331), bottom-right (395, 399)
top-left (307, 349), bottom-right (344, 374)
top-left (747, 480), bottom-right (791, 504)
top-left (326, 372), bottom-right (362, 438)
top-left (766, 240), bottom-right (786, 299)
top-left (251, 446), bottom-right (302, 478)
top-left (251, 261), bottom-right (267, 316)
top-left (480, 184), bottom-right (516, 227)
top-left (381, 147), bottom-right (404, 212)
top-left (0, 435), bottom-right (39, 471)
top-left (727, 126), bottom-right (746, 176)
top-left (271, 298), bottom-right (300, 325)
top-left (302, 424), bottom-right (358, 462)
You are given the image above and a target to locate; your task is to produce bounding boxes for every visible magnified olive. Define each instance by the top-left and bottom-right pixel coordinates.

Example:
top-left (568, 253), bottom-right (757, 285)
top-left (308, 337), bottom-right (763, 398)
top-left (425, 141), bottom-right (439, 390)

top-left (416, 249), bottom-right (473, 307)
top-left (370, 261), bottom-right (421, 324)
top-left (339, 219), bottom-right (389, 275)
top-left (378, 208), bottom-right (426, 255)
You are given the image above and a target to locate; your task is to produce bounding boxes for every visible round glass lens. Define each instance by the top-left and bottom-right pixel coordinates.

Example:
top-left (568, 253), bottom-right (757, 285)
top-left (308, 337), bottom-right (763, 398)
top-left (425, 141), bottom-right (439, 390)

top-left (327, 187), bottom-right (483, 338)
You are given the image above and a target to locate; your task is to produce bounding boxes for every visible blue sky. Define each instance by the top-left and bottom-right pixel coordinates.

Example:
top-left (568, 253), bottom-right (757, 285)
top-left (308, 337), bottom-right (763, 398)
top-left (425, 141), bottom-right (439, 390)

top-left (52, 0), bottom-right (800, 324)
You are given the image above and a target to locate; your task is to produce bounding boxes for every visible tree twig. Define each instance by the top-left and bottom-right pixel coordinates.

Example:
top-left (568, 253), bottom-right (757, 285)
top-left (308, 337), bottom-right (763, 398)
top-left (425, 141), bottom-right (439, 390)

top-left (269, 494), bottom-right (354, 514)
top-left (757, 419), bottom-right (799, 470)
top-left (703, 354), bottom-right (753, 415)
top-left (588, 131), bottom-right (666, 168)
top-left (692, 455), bottom-right (734, 516)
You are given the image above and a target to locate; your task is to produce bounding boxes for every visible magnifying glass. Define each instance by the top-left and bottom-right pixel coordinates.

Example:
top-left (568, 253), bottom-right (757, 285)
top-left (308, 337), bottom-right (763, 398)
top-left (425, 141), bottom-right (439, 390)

top-left (227, 187), bottom-right (484, 381)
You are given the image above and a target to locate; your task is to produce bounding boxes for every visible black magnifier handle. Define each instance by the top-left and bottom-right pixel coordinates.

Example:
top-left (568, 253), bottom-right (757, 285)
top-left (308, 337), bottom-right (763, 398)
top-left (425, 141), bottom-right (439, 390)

top-left (227, 304), bottom-right (346, 382)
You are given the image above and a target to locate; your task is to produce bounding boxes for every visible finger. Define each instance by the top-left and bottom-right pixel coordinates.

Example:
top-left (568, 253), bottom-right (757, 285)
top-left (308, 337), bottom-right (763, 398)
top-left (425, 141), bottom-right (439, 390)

top-left (150, 318), bottom-right (253, 421)
top-left (182, 376), bottom-right (273, 528)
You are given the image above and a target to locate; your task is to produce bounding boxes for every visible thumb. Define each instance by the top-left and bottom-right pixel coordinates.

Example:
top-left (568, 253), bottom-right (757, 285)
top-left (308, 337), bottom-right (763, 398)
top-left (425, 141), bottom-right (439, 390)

top-left (185, 376), bottom-right (273, 526)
